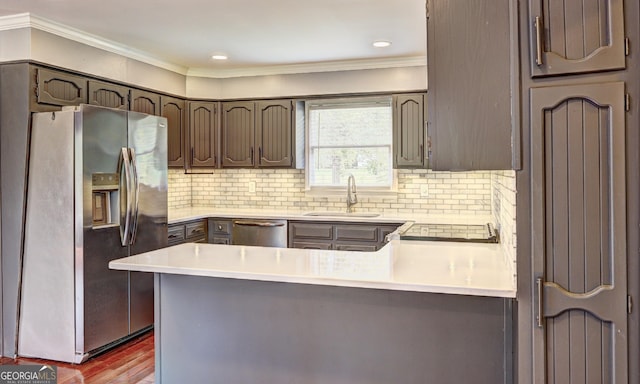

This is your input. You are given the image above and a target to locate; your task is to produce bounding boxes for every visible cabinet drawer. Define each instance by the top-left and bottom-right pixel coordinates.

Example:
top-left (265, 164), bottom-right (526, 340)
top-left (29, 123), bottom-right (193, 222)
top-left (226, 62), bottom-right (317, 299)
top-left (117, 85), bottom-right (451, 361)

top-left (168, 224), bottom-right (185, 245)
top-left (334, 225), bottom-right (378, 242)
top-left (289, 222), bottom-right (333, 240)
top-left (185, 221), bottom-right (207, 240)
top-left (291, 241), bottom-right (332, 250)
top-left (335, 243), bottom-right (378, 252)
top-left (211, 236), bottom-right (230, 245)
top-left (209, 219), bottom-right (232, 235)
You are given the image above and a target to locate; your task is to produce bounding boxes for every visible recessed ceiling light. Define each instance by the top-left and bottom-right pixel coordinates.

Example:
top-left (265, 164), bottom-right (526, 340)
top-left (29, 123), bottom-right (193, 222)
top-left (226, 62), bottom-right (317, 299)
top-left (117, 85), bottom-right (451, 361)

top-left (211, 54), bottom-right (228, 60)
top-left (373, 40), bottom-right (392, 48)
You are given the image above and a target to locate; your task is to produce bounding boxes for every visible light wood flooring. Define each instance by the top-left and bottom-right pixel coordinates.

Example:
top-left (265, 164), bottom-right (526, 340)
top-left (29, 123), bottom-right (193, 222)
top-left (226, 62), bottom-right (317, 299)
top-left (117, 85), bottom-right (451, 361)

top-left (0, 331), bottom-right (154, 384)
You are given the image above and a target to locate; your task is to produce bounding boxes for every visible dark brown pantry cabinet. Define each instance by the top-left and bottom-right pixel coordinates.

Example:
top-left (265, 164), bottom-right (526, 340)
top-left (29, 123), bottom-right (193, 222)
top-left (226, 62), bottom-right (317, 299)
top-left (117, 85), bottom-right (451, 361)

top-left (426, 0), bottom-right (519, 171)
top-left (188, 101), bottom-right (218, 168)
top-left (221, 100), bottom-right (294, 168)
top-left (528, 0), bottom-right (626, 77)
top-left (517, 0), bottom-right (637, 382)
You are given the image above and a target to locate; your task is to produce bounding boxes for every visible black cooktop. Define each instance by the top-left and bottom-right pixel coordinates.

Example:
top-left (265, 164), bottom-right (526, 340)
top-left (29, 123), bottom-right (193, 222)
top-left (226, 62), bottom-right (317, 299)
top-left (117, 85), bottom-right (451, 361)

top-left (399, 223), bottom-right (499, 243)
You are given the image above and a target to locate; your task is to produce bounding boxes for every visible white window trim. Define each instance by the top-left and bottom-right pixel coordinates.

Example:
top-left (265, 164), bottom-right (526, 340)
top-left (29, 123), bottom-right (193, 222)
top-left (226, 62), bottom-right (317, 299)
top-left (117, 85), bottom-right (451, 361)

top-left (303, 95), bottom-right (398, 197)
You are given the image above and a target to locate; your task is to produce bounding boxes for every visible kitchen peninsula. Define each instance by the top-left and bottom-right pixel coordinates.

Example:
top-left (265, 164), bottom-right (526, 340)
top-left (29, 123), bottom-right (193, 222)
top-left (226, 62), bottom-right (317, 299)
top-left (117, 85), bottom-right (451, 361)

top-left (110, 238), bottom-right (515, 384)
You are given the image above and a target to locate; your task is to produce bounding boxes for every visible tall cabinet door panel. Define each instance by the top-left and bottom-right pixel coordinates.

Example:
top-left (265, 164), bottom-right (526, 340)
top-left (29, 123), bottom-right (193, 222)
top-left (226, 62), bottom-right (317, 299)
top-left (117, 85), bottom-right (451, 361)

top-left (529, 0), bottom-right (625, 77)
top-left (393, 94), bottom-right (425, 168)
top-left (131, 89), bottom-right (160, 115)
top-left (427, 0), bottom-right (517, 170)
top-left (256, 100), bottom-right (293, 167)
top-left (35, 68), bottom-right (87, 107)
top-left (162, 97), bottom-right (186, 168)
top-left (189, 102), bottom-right (217, 168)
top-left (88, 80), bottom-right (129, 110)
top-left (221, 102), bottom-right (255, 167)
top-left (530, 82), bottom-right (627, 384)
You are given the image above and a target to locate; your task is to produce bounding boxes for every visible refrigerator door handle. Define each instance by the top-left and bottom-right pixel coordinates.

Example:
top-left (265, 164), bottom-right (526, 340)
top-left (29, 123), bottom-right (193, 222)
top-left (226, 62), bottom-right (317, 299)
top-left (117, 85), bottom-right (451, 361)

top-left (118, 147), bottom-right (133, 246)
top-left (129, 148), bottom-right (140, 245)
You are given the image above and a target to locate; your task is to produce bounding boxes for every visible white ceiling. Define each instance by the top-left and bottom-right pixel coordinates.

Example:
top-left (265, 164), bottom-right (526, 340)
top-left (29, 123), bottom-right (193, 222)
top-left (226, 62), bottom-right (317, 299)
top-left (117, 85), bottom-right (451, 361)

top-left (0, 0), bottom-right (426, 76)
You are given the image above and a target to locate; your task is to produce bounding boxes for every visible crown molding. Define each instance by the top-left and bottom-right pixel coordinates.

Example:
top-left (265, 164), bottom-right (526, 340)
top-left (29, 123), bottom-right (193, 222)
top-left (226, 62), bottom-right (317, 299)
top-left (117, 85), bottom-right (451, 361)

top-left (0, 13), bottom-right (188, 75)
top-left (0, 13), bottom-right (425, 79)
top-left (188, 56), bottom-right (427, 79)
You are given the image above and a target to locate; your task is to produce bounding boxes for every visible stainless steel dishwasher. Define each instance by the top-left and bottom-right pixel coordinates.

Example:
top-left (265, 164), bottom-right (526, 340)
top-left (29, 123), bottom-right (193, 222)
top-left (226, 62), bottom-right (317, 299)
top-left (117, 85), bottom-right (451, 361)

top-left (231, 219), bottom-right (288, 247)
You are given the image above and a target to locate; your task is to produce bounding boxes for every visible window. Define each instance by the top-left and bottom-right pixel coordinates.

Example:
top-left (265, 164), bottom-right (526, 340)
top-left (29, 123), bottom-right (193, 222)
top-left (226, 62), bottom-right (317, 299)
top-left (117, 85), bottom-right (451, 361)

top-left (306, 96), bottom-right (394, 192)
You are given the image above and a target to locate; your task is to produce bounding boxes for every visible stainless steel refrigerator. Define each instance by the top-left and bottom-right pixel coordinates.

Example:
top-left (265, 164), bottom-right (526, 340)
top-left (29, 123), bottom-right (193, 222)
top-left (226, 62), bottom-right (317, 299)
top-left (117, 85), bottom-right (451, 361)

top-left (18, 104), bottom-right (167, 363)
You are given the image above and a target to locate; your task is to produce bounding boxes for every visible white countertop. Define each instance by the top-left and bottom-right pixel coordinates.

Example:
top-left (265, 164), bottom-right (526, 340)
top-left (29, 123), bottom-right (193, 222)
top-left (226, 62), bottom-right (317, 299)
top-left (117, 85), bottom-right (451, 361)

top-left (110, 240), bottom-right (516, 298)
top-left (168, 206), bottom-right (494, 226)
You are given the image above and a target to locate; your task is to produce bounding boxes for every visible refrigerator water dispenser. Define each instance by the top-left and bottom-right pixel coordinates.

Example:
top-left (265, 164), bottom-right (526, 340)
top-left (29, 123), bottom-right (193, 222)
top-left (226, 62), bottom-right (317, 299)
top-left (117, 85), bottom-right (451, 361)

top-left (91, 173), bottom-right (119, 227)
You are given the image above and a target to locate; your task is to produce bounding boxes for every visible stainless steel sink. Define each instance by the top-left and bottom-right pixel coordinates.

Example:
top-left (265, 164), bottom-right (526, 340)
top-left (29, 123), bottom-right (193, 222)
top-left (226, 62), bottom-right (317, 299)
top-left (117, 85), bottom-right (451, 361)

top-left (303, 211), bottom-right (380, 218)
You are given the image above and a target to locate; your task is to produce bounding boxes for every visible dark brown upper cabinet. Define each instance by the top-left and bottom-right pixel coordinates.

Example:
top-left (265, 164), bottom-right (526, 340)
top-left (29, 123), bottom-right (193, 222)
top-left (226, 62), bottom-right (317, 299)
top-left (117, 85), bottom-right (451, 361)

top-left (221, 101), bottom-right (256, 167)
top-left (131, 89), bottom-right (160, 115)
top-left (255, 100), bottom-right (293, 167)
top-left (35, 67), bottom-right (87, 107)
top-left (529, 0), bottom-right (625, 78)
top-left (393, 93), bottom-right (426, 169)
top-left (427, 0), bottom-right (519, 171)
top-left (162, 96), bottom-right (187, 168)
top-left (221, 100), bottom-right (294, 168)
top-left (188, 101), bottom-right (218, 168)
top-left (88, 80), bottom-right (129, 110)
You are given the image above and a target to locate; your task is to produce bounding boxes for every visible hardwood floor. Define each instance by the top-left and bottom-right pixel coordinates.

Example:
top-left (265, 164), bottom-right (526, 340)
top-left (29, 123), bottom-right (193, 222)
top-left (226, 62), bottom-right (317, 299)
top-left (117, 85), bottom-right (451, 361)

top-left (0, 331), bottom-right (154, 384)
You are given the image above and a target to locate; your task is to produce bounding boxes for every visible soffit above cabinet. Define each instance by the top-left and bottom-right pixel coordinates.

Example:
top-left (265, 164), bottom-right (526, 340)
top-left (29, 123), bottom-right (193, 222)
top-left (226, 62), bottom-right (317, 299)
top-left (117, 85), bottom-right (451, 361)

top-left (0, 0), bottom-right (426, 78)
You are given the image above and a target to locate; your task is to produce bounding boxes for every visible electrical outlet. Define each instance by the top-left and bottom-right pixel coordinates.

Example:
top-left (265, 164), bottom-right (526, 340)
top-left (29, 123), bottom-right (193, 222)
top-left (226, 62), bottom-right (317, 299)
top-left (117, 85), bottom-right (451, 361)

top-left (420, 184), bottom-right (429, 198)
top-left (248, 181), bottom-right (256, 193)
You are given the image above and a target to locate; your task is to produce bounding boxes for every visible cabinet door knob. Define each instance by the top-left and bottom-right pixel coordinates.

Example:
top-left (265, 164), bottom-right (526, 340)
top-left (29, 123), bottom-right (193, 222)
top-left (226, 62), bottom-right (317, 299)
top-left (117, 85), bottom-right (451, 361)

top-left (218, 225), bottom-right (223, 230)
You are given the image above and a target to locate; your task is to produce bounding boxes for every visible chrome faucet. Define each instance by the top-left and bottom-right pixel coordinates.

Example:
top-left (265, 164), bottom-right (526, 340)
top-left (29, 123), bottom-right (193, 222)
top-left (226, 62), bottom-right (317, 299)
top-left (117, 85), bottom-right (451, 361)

top-left (346, 174), bottom-right (358, 213)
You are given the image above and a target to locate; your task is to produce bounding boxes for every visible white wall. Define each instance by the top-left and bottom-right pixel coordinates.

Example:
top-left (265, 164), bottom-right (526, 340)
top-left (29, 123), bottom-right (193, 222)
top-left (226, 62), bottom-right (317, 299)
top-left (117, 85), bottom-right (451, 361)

top-left (0, 28), bottom-right (426, 100)
top-left (187, 66), bottom-right (427, 99)
top-left (3, 29), bottom-right (188, 96)
top-left (0, 28), bottom-right (31, 62)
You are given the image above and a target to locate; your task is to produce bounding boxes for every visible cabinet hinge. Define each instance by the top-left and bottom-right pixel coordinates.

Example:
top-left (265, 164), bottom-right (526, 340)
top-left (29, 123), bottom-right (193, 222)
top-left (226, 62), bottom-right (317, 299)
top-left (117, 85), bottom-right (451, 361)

top-left (625, 37), bottom-right (630, 56)
top-left (628, 295), bottom-right (633, 314)
top-left (625, 94), bottom-right (631, 112)
top-left (425, 1), bottom-right (429, 20)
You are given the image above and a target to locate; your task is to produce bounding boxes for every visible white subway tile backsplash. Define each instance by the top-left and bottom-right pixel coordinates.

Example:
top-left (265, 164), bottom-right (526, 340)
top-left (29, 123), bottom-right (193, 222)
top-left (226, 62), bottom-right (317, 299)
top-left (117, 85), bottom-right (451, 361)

top-left (170, 168), bottom-right (496, 214)
top-left (168, 167), bottom-right (517, 284)
top-left (491, 170), bottom-right (517, 286)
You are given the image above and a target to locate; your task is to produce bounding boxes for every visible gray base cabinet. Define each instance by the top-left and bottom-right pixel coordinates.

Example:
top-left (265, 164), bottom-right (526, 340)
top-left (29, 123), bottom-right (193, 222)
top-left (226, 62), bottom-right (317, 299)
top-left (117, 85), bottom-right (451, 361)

top-left (167, 219), bottom-right (207, 246)
top-left (289, 221), bottom-right (401, 251)
top-left (207, 218), bottom-right (232, 244)
top-left (155, 274), bottom-right (513, 384)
